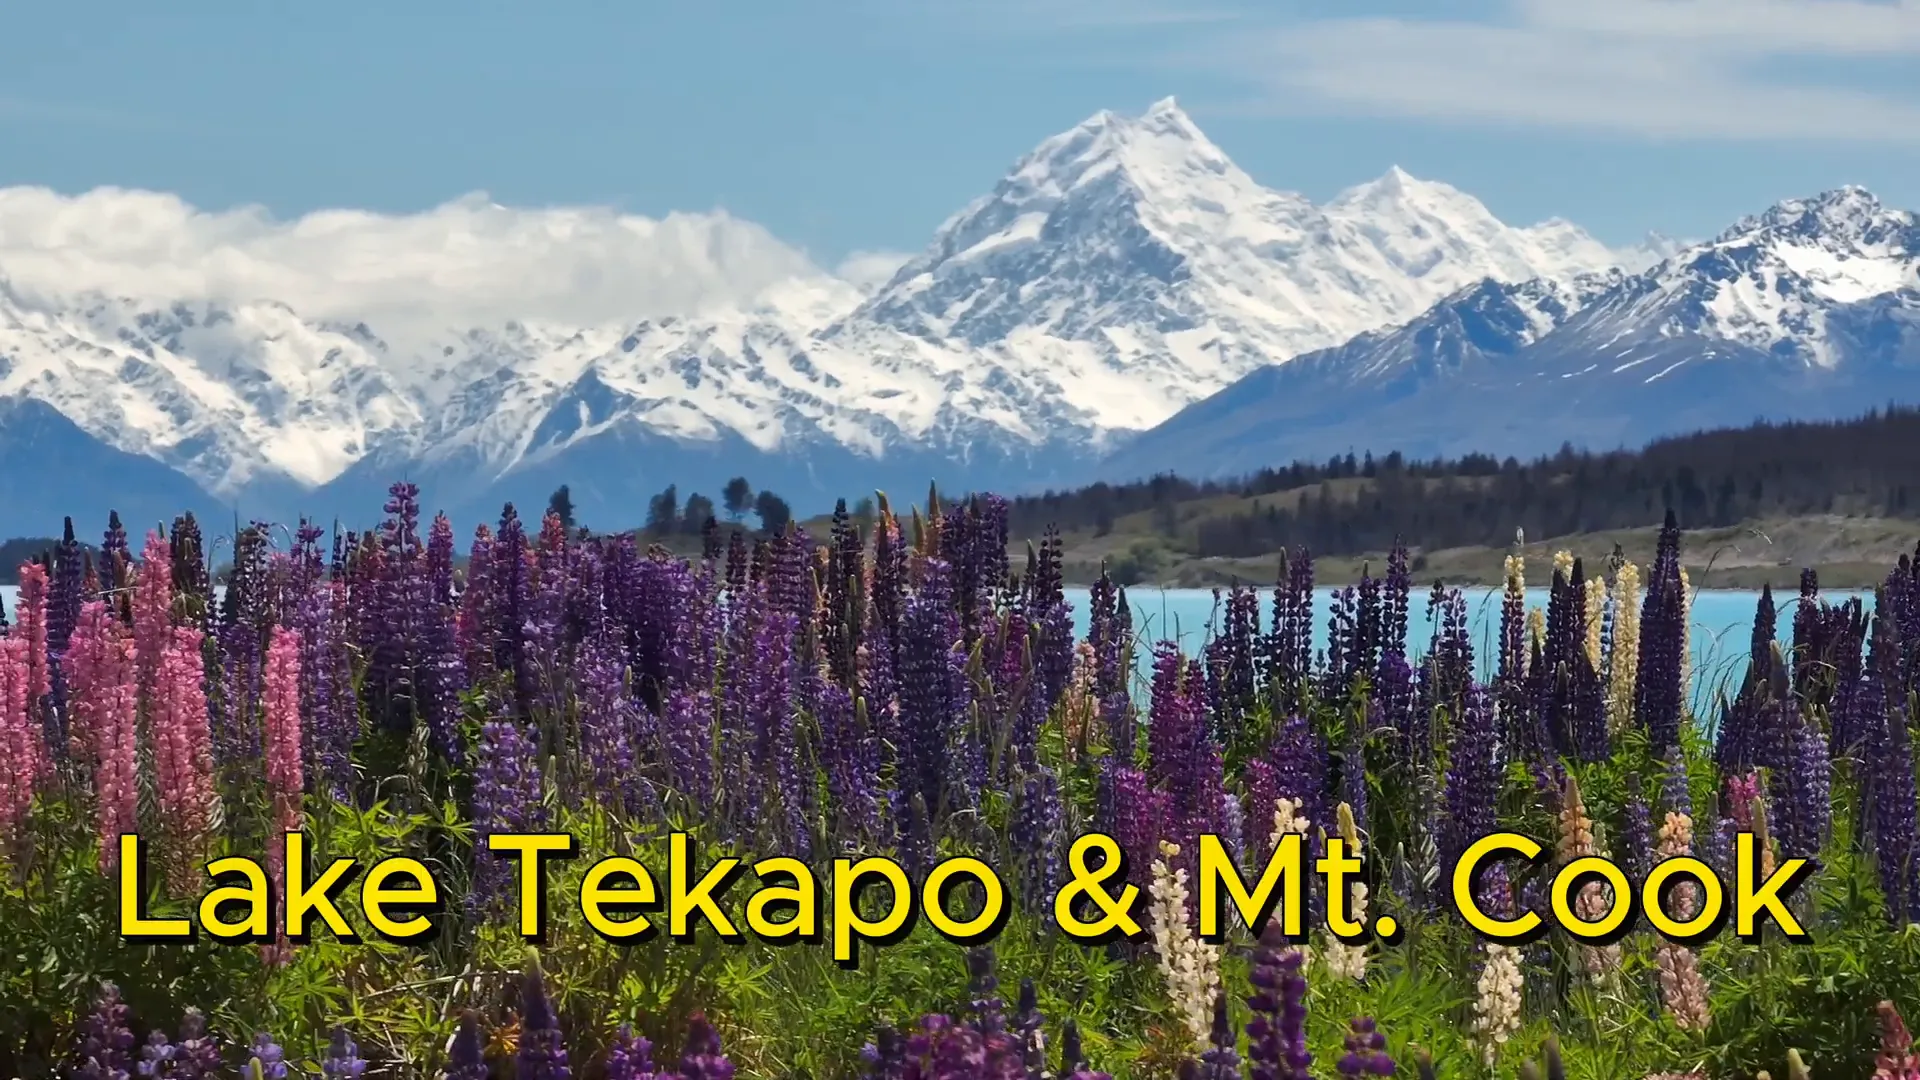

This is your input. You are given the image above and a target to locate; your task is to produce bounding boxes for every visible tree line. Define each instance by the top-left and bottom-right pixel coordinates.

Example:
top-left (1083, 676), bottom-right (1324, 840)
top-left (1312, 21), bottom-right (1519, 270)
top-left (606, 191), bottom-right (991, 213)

top-left (997, 404), bottom-right (1920, 556)
top-left (547, 476), bottom-right (799, 541)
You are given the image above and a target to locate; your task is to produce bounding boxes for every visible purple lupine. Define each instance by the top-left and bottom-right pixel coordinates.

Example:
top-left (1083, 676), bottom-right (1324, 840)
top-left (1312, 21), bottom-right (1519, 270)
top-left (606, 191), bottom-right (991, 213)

top-left (75, 981), bottom-right (134, 1080)
top-left (1087, 568), bottom-right (1126, 698)
top-left (1197, 993), bottom-right (1242, 1080)
top-left (249, 1034), bottom-right (288, 1080)
top-left (1205, 585), bottom-right (1262, 746)
top-left (1621, 773), bottom-right (1654, 882)
top-left (1770, 708), bottom-right (1831, 864)
top-left (576, 625), bottom-right (641, 813)
top-left (472, 718), bottom-right (546, 916)
top-left (603, 1025), bottom-right (657, 1080)
top-left (1660, 747), bottom-right (1694, 823)
top-left (1829, 599), bottom-right (1871, 762)
top-left (678, 1012), bottom-right (736, 1080)
top-left (1635, 510), bottom-right (1687, 755)
top-left (1266, 547), bottom-right (1315, 712)
top-left (1265, 713), bottom-right (1329, 835)
top-left (1322, 586), bottom-right (1357, 703)
top-left (519, 956), bottom-right (573, 1080)
top-left (458, 525), bottom-right (497, 682)
top-left (824, 500), bottom-right (866, 690)
top-left (817, 679), bottom-right (882, 843)
top-left (1110, 765), bottom-right (1170, 890)
top-left (321, 1028), bottom-right (368, 1079)
top-left (1440, 684), bottom-right (1501, 879)
top-left (1014, 765), bottom-right (1064, 917)
top-left (1247, 924), bottom-right (1312, 1080)
top-left (492, 505), bottom-right (536, 719)
top-left (965, 945), bottom-right (1006, 1034)
top-left (660, 685), bottom-right (716, 809)
top-left (170, 1009), bottom-right (222, 1080)
top-left (296, 584), bottom-right (357, 797)
top-left (1867, 604), bottom-right (1919, 923)
top-left (897, 560), bottom-right (977, 822)
top-left (446, 1011), bottom-right (489, 1080)
top-left (1336, 1017), bottom-right (1395, 1077)
top-left (135, 1030), bottom-right (174, 1078)
top-left (367, 481), bottom-right (428, 737)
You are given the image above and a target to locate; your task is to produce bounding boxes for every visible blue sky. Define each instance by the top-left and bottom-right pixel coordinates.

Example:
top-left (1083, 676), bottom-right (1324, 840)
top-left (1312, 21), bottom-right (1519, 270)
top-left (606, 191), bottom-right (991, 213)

top-left (4, 0), bottom-right (1920, 266)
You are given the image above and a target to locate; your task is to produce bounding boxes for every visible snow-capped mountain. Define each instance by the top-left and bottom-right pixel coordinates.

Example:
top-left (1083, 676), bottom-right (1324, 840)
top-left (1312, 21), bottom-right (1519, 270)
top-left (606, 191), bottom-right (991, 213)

top-left (0, 98), bottom-right (1646, 529)
top-left (1102, 186), bottom-right (1920, 482)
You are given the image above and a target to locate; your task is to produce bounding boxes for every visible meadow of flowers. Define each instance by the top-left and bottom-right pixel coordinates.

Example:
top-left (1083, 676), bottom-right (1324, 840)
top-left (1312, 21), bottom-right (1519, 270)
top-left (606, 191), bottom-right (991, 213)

top-left (5, 482), bottom-right (1920, 1079)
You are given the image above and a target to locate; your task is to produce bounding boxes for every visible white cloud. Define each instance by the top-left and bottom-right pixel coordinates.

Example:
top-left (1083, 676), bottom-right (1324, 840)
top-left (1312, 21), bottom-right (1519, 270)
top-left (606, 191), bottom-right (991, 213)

top-left (1178, 0), bottom-right (1920, 140)
top-left (834, 249), bottom-right (914, 294)
top-left (0, 185), bottom-right (834, 346)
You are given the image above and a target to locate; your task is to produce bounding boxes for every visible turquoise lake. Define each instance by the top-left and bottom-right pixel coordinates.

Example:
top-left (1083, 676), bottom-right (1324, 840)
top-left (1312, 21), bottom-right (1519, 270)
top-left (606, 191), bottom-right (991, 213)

top-left (1064, 586), bottom-right (1872, 711)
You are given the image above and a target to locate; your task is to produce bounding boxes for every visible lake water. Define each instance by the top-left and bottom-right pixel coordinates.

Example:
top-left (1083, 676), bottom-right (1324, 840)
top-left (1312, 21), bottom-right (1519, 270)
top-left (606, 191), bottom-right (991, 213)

top-left (0, 585), bottom-right (1865, 713)
top-left (1064, 586), bottom-right (1873, 711)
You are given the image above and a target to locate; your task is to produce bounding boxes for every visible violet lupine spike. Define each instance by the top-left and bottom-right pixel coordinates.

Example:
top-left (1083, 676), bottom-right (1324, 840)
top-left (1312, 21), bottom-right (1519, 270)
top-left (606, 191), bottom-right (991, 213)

top-left (966, 945), bottom-right (1006, 1034)
top-left (1635, 509), bottom-right (1687, 755)
top-left (136, 1030), bottom-right (174, 1079)
top-left (603, 1024), bottom-right (656, 1080)
top-left (471, 717), bottom-right (546, 917)
top-left (75, 981), bottom-right (135, 1080)
top-left (297, 584), bottom-right (358, 797)
top-left (1247, 923), bottom-right (1312, 1080)
top-left (321, 1027), bottom-right (368, 1079)
top-left (1012, 978), bottom-right (1044, 1080)
top-left (518, 954), bottom-right (573, 1080)
top-left (1867, 605), bottom-right (1919, 923)
top-left (1198, 993), bottom-right (1242, 1080)
top-left (250, 1034), bottom-right (289, 1080)
top-left (1336, 1016), bottom-right (1395, 1077)
top-left (170, 1008), bottom-right (222, 1080)
top-left (679, 1012), bottom-right (736, 1080)
top-left (577, 626), bottom-right (641, 813)
top-left (492, 504), bottom-right (537, 719)
top-left (1441, 683), bottom-right (1501, 880)
top-left (1621, 773), bottom-right (1654, 882)
top-left (458, 525), bottom-right (497, 683)
top-left (1013, 766), bottom-right (1063, 916)
top-left (898, 559), bottom-right (976, 823)
top-left (446, 1010), bottom-right (490, 1080)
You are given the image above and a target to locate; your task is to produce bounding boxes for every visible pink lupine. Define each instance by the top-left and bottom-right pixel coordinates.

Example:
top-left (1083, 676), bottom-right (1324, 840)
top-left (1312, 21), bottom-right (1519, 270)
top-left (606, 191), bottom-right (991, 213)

top-left (68, 602), bottom-right (138, 872)
top-left (262, 626), bottom-right (303, 966)
top-left (152, 626), bottom-right (218, 886)
top-left (131, 531), bottom-right (173, 701)
top-left (0, 636), bottom-right (38, 852)
top-left (15, 561), bottom-right (50, 780)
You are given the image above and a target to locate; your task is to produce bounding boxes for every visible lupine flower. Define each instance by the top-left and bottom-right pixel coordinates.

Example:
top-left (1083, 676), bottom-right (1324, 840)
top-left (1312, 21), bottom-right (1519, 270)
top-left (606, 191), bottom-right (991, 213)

top-left (473, 717), bottom-right (546, 915)
top-left (1337, 1017), bottom-right (1394, 1077)
top-left (679, 1012), bottom-right (736, 1080)
top-left (1246, 923), bottom-right (1312, 1080)
top-left (17, 560), bottom-right (51, 778)
top-left (1879, 1001), bottom-right (1920, 1080)
top-left (446, 1010), bottom-right (490, 1080)
top-left (603, 1024), bottom-right (657, 1080)
top-left (152, 625), bottom-right (219, 887)
top-left (1471, 944), bottom-right (1523, 1065)
top-left (67, 600), bottom-right (138, 871)
top-left (0, 635), bottom-right (39, 854)
top-left (519, 953), bottom-right (573, 1080)
top-left (136, 1030), bottom-right (175, 1078)
top-left (1149, 840), bottom-right (1221, 1048)
top-left (250, 1034), bottom-right (288, 1080)
top-left (322, 1027), bottom-right (369, 1078)
top-left (1557, 774), bottom-right (1621, 982)
top-left (75, 981), bottom-right (135, 1080)
top-left (1321, 803), bottom-right (1370, 981)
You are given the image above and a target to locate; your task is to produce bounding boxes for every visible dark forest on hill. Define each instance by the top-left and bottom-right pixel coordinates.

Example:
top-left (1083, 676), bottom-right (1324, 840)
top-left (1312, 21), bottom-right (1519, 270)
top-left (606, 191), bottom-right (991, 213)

top-left (1000, 404), bottom-right (1920, 557)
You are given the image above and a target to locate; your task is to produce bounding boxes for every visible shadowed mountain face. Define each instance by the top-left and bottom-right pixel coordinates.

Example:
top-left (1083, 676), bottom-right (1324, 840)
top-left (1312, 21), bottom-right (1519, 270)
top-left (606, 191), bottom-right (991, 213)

top-left (1101, 187), bottom-right (1920, 483)
top-left (0, 100), bottom-right (1629, 530)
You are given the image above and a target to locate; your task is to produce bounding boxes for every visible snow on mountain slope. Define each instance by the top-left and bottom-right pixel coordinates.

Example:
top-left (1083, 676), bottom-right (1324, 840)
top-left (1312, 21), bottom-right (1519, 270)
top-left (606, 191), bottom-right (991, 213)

top-left (0, 282), bottom-right (421, 495)
top-left (0, 98), bottom-right (1638, 524)
top-left (827, 99), bottom-right (1626, 439)
top-left (1104, 187), bottom-right (1920, 483)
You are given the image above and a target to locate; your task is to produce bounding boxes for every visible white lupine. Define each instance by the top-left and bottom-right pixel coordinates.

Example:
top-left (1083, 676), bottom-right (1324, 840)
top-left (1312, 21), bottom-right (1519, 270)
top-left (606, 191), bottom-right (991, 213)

top-left (1271, 797), bottom-right (1314, 967)
top-left (1149, 840), bottom-right (1220, 1049)
top-left (1471, 943), bottom-right (1524, 1065)
top-left (1320, 802), bottom-right (1369, 981)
